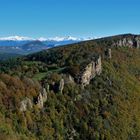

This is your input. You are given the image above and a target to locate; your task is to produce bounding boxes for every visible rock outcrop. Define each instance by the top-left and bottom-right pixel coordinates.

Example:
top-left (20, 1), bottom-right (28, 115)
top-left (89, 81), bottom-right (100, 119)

top-left (46, 83), bottom-right (50, 93)
top-left (113, 35), bottom-right (140, 48)
top-left (135, 37), bottom-right (140, 48)
top-left (20, 88), bottom-right (48, 112)
top-left (37, 92), bottom-right (44, 109)
top-left (59, 79), bottom-right (64, 93)
top-left (99, 34), bottom-right (140, 48)
top-left (20, 97), bottom-right (33, 112)
top-left (48, 74), bottom-right (75, 94)
top-left (78, 56), bottom-right (102, 87)
top-left (95, 56), bottom-right (102, 75)
top-left (36, 88), bottom-right (48, 108)
top-left (63, 74), bottom-right (75, 84)
top-left (42, 88), bottom-right (48, 102)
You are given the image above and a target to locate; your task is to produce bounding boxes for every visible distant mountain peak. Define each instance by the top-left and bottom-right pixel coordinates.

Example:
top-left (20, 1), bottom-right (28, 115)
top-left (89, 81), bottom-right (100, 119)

top-left (47, 36), bottom-right (80, 41)
top-left (0, 35), bottom-right (95, 42)
top-left (38, 36), bottom-right (88, 42)
top-left (22, 40), bottom-right (46, 46)
top-left (0, 36), bottom-right (35, 41)
top-left (46, 36), bottom-right (95, 41)
top-left (0, 35), bottom-right (95, 54)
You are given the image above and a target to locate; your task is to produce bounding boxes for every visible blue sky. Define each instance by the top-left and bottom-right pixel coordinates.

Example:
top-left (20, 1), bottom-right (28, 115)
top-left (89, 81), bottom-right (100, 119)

top-left (0, 0), bottom-right (139, 38)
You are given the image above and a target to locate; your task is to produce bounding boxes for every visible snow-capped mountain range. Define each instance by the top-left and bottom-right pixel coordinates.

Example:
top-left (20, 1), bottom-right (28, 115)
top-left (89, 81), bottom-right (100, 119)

top-left (0, 36), bottom-right (34, 41)
top-left (0, 36), bottom-right (93, 42)
top-left (0, 35), bottom-right (95, 55)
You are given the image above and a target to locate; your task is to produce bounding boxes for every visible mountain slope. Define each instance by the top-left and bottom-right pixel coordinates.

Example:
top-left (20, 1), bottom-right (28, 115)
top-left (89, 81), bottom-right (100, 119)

top-left (0, 34), bottom-right (140, 139)
top-left (25, 34), bottom-right (140, 66)
top-left (0, 35), bottom-right (87, 47)
top-left (0, 52), bottom-right (21, 61)
top-left (21, 40), bottom-right (48, 53)
top-left (0, 40), bottom-right (47, 55)
top-left (0, 36), bottom-right (88, 55)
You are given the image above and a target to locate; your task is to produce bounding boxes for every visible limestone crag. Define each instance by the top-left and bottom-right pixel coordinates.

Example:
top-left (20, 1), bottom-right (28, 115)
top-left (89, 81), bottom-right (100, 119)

top-left (20, 97), bottom-right (33, 112)
top-left (135, 37), bottom-right (140, 48)
top-left (63, 74), bottom-right (75, 84)
top-left (59, 79), bottom-right (64, 93)
top-left (78, 56), bottom-right (102, 87)
top-left (95, 56), bottom-right (102, 75)
top-left (42, 88), bottom-right (48, 102)
top-left (20, 88), bottom-right (48, 112)
top-left (113, 35), bottom-right (140, 48)
top-left (37, 92), bottom-right (44, 109)
top-left (36, 88), bottom-right (48, 108)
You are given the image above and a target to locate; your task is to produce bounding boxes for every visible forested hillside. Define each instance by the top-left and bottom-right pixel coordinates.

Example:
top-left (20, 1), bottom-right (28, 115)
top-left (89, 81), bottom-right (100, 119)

top-left (0, 34), bottom-right (140, 140)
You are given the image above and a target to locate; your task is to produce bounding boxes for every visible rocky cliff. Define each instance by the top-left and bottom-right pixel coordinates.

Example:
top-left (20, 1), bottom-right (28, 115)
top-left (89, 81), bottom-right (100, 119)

top-left (109, 34), bottom-right (140, 48)
top-left (115, 36), bottom-right (140, 48)
top-left (96, 34), bottom-right (140, 48)
top-left (78, 56), bottom-right (102, 87)
top-left (20, 88), bottom-right (48, 112)
top-left (59, 79), bottom-right (64, 93)
top-left (36, 88), bottom-right (48, 108)
top-left (20, 97), bottom-right (33, 112)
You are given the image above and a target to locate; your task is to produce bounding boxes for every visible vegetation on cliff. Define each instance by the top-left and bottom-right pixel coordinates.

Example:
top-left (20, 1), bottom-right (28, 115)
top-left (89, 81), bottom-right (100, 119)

top-left (0, 34), bottom-right (140, 139)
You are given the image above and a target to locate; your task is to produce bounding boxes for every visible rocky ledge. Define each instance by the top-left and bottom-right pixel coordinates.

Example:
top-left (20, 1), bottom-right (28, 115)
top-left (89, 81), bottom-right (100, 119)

top-left (78, 55), bottom-right (102, 87)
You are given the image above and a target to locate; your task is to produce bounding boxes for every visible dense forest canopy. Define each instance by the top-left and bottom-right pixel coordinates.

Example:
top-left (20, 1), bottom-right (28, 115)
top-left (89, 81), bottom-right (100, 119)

top-left (0, 34), bottom-right (140, 139)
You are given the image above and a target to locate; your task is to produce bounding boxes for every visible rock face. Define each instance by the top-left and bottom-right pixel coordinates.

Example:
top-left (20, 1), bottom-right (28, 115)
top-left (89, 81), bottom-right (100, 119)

top-left (113, 35), bottom-right (140, 48)
top-left (63, 74), bottom-right (75, 84)
top-left (135, 37), bottom-right (140, 48)
top-left (78, 56), bottom-right (102, 87)
top-left (37, 92), bottom-right (44, 109)
top-left (46, 83), bottom-right (50, 93)
top-left (42, 88), bottom-right (48, 102)
top-left (20, 97), bottom-right (33, 112)
top-left (52, 75), bottom-right (75, 93)
top-left (37, 88), bottom-right (48, 108)
top-left (59, 79), bottom-right (64, 93)
top-left (20, 88), bottom-right (48, 112)
top-left (95, 56), bottom-right (102, 75)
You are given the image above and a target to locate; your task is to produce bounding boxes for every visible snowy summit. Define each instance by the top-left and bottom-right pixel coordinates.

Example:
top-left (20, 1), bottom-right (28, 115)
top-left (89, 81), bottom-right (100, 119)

top-left (0, 36), bottom-right (94, 42)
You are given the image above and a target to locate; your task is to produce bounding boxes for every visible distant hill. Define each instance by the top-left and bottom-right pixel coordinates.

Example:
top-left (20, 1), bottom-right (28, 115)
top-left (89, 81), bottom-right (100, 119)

top-left (21, 40), bottom-right (48, 53)
top-left (0, 52), bottom-right (21, 61)
top-left (0, 36), bottom-right (88, 55)
top-left (0, 40), bottom-right (47, 55)
top-left (25, 33), bottom-right (140, 65)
